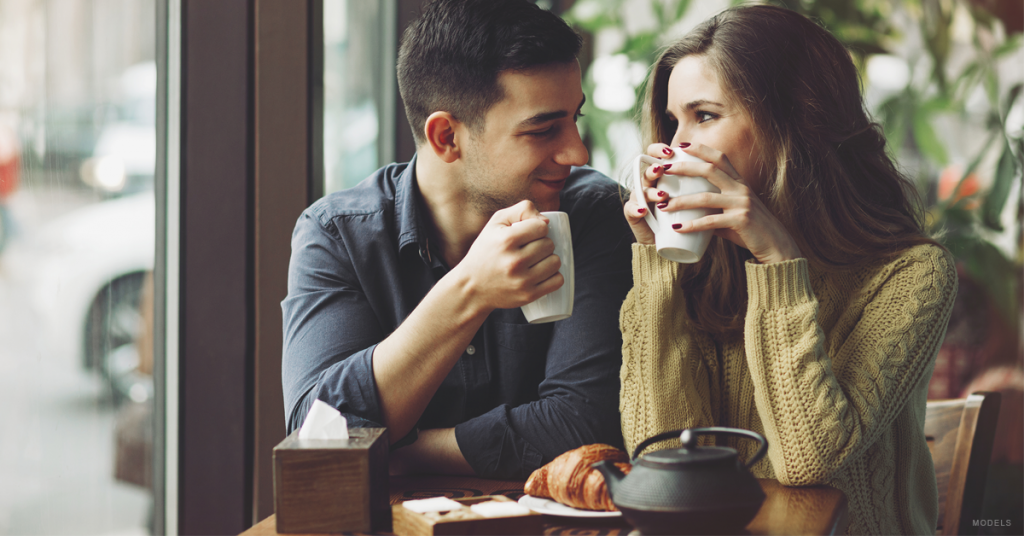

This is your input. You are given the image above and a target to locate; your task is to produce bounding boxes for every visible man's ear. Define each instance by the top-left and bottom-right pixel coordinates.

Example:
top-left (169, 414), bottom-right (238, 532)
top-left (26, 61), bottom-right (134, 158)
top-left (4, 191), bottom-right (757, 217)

top-left (423, 111), bottom-right (461, 163)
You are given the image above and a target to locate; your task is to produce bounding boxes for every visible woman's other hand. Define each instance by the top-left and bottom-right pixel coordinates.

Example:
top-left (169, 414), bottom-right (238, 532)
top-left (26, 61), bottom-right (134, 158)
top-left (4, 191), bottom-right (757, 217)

top-left (657, 143), bottom-right (802, 264)
top-left (623, 143), bottom-right (677, 245)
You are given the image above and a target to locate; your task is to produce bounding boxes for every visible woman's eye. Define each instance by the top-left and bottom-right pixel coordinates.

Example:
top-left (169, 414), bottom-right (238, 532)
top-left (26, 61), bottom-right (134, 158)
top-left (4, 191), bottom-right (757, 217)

top-left (697, 111), bottom-right (716, 123)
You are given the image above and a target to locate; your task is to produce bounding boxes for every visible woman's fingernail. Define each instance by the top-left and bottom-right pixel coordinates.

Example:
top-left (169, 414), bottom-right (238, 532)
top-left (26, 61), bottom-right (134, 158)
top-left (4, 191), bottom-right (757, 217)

top-left (652, 165), bottom-right (662, 173)
top-left (657, 191), bottom-right (667, 197)
top-left (662, 147), bottom-right (673, 156)
top-left (672, 223), bottom-right (682, 230)
top-left (657, 202), bottom-right (668, 209)
top-left (637, 207), bottom-right (646, 214)
top-left (679, 142), bottom-right (691, 148)
top-left (663, 164), bottom-right (672, 170)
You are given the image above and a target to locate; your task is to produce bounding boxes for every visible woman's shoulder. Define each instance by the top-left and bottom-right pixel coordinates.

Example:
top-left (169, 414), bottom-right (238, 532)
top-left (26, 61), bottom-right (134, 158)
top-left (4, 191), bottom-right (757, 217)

top-left (815, 243), bottom-right (955, 293)
top-left (889, 242), bottom-right (954, 271)
top-left (868, 243), bottom-right (957, 289)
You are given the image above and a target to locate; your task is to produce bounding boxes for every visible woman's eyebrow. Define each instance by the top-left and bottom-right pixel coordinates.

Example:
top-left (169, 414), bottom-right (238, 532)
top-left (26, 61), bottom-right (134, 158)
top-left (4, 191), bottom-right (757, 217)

top-left (685, 99), bottom-right (725, 110)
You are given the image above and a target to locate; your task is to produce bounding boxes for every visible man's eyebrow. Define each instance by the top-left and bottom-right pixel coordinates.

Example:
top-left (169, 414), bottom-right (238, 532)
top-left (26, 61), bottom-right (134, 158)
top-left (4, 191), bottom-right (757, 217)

top-left (517, 96), bottom-right (587, 129)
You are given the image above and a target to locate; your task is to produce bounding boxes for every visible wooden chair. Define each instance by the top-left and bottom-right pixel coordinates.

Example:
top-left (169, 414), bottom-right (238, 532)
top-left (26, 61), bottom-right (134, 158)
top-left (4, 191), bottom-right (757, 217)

top-left (925, 391), bottom-right (1001, 536)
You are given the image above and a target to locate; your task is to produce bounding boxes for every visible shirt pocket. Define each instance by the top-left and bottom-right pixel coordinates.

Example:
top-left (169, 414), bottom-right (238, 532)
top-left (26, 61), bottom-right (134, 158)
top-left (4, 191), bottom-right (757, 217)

top-left (492, 321), bottom-right (553, 355)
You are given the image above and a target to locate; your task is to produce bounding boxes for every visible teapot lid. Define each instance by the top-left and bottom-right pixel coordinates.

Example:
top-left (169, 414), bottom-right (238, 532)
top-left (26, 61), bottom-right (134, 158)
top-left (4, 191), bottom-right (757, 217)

top-left (631, 427), bottom-right (769, 471)
top-left (638, 445), bottom-right (737, 467)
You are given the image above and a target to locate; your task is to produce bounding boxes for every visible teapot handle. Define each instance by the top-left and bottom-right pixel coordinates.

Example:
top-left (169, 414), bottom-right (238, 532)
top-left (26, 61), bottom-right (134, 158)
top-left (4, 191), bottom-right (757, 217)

top-left (631, 427), bottom-right (769, 470)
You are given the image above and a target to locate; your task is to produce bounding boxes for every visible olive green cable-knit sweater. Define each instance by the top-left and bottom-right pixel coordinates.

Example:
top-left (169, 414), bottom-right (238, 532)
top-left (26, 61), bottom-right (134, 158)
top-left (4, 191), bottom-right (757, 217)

top-left (620, 243), bottom-right (957, 535)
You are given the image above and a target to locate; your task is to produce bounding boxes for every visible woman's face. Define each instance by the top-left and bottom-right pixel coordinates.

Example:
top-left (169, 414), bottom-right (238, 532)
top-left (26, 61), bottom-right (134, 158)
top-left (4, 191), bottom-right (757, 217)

top-left (664, 55), bottom-right (765, 193)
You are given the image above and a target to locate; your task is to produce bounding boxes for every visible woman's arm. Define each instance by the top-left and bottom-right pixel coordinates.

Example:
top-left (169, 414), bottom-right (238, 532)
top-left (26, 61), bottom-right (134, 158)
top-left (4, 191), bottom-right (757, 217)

top-left (619, 244), bottom-right (719, 456)
top-left (743, 247), bottom-right (957, 486)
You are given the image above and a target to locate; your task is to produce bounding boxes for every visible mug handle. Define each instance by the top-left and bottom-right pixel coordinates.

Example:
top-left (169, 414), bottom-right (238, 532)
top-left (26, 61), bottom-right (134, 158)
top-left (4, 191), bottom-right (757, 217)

top-left (633, 154), bottom-right (664, 234)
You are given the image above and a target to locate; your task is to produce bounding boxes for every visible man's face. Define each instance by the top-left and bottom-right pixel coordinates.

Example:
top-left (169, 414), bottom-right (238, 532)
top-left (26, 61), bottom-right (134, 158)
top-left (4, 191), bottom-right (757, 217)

top-left (456, 61), bottom-right (589, 214)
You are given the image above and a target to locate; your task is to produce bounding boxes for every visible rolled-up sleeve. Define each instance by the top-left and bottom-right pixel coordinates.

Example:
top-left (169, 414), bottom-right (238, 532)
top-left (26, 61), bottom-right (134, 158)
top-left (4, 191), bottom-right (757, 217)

top-left (281, 210), bottom-right (386, 434)
top-left (454, 189), bottom-right (634, 479)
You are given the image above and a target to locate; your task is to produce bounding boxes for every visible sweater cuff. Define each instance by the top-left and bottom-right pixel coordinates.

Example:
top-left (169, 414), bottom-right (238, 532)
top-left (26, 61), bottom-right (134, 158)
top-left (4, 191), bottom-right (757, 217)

top-left (632, 243), bottom-right (680, 287)
top-left (746, 258), bottom-right (814, 310)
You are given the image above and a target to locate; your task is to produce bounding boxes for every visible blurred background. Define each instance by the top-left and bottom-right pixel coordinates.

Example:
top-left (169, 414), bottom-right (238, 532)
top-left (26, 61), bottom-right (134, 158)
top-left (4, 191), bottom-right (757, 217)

top-left (0, 0), bottom-right (1019, 534)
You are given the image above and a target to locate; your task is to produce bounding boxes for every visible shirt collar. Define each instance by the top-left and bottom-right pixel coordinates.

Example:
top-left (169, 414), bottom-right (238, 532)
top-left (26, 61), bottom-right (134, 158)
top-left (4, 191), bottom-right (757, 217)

top-left (393, 154), bottom-right (437, 266)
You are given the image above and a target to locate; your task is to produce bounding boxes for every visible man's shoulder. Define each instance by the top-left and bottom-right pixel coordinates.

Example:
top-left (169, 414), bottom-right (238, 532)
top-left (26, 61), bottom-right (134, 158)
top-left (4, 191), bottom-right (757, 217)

top-left (304, 162), bottom-right (409, 225)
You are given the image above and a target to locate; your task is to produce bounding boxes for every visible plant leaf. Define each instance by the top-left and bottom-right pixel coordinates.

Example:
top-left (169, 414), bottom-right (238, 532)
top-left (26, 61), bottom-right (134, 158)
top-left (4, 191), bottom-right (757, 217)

top-left (912, 106), bottom-right (948, 165)
top-left (963, 240), bottom-right (1021, 327)
top-left (945, 130), bottom-right (998, 210)
top-left (981, 139), bottom-right (1020, 230)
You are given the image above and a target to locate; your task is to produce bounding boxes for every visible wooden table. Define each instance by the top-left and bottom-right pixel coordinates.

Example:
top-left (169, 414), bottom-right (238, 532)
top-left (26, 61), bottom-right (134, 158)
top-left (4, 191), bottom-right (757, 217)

top-left (243, 475), bottom-right (848, 535)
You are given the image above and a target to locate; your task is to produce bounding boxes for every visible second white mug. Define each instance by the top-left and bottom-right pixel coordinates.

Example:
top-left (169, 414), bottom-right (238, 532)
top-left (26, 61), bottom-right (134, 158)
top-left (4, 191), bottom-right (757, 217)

top-left (631, 148), bottom-right (720, 263)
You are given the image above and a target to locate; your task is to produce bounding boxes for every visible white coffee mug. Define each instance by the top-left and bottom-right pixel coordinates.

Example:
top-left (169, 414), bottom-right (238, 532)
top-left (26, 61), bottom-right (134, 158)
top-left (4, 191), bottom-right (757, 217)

top-left (632, 148), bottom-right (720, 263)
top-left (520, 211), bottom-right (574, 323)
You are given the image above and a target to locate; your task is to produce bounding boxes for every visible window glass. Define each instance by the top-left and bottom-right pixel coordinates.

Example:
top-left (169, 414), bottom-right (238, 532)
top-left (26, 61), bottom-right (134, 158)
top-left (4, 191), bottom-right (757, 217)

top-left (0, 0), bottom-right (157, 533)
top-left (323, 0), bottom-right (392, 194)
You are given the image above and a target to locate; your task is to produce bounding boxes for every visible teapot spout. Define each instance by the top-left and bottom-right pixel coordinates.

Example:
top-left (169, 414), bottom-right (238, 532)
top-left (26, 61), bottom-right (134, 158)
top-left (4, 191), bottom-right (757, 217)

top-left (592, 460), bottom-right (625, 499)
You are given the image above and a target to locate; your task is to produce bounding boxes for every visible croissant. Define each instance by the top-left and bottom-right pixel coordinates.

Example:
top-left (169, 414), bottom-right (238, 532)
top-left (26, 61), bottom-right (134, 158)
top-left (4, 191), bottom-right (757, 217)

top-left (524, 444), bottom-right (632, 511)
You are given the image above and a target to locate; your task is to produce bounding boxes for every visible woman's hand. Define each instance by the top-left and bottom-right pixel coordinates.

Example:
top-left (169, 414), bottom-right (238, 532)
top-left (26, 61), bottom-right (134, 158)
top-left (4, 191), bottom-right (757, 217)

top-left (623, 144), bottom-right (676, 246)
top-left (628, 142), bottom-right (803, 264)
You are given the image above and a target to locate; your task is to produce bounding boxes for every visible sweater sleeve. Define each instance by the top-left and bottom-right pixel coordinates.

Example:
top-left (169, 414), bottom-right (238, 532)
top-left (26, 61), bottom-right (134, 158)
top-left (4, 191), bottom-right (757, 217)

top-left (620, 244), bottom-right (718, 457)
top-left (743, 248), bottom-right (956, 486)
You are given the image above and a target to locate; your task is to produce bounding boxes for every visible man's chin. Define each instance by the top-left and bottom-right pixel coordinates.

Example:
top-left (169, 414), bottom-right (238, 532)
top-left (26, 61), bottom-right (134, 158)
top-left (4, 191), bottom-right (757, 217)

top-left (533, 196), bottom-right (560, 213)
top-left (529, 189), bottom-right (562, 213)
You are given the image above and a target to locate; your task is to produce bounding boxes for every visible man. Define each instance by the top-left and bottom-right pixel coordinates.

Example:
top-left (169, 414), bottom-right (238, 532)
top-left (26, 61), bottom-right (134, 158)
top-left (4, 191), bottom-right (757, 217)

top-left (282, 0), bottom-right (633, 479)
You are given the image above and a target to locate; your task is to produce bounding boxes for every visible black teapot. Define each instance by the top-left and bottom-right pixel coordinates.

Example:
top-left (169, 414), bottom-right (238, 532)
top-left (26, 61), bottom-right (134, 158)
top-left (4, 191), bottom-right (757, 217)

top-left (593, 427), bottom-right (768, 535)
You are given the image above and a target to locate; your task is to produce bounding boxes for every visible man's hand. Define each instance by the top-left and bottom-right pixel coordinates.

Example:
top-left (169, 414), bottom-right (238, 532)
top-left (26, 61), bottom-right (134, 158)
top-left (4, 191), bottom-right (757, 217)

top-left (452, 200), bottom-right (564, 314)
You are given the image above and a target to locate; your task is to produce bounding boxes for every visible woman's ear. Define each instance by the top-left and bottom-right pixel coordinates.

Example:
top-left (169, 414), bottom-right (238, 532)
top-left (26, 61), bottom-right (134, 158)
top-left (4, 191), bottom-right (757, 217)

top-left (423, 111), bottom-right (460, 163)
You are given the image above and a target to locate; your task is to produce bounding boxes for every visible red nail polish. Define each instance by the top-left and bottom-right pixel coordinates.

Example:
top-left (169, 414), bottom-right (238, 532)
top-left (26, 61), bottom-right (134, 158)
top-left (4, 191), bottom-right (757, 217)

top-left (672, 223), bottom-right (682, 230)
top-left (652, 165), bottom-right (662, 173)
top-left (663, 164), bottom-right (672, 170)
top-left (679, 142), bottom-right (691, 148)
top-left (657, 202), bottom-right (668, 209)
top-left (637, 207), bottom-right (646, 214)
top-left (662, 147), bottom-right (673, 156)
top-left (657, 191), bottom-right (667, 197)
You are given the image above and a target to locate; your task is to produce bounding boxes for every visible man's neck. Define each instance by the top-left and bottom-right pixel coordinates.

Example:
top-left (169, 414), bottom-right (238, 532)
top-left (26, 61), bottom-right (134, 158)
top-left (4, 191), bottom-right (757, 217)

top-left (415, 154), bottom-right (490, 269)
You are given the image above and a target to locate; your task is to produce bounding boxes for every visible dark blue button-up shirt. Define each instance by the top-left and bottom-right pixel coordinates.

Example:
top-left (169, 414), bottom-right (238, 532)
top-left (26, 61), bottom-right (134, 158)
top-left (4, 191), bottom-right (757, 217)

top-left (281, 156), bottom-right (633, 479)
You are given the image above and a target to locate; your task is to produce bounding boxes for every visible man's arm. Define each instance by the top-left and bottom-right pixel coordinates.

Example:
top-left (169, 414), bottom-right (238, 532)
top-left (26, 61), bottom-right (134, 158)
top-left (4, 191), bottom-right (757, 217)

top-left (372, 200), bottom-right (566, 443)
top-left (388, 428), bottom-right (473, 475)
top-left (452, 187), bottom-right (635, 479)
top-left (282, 199), bottom-right (567, 461)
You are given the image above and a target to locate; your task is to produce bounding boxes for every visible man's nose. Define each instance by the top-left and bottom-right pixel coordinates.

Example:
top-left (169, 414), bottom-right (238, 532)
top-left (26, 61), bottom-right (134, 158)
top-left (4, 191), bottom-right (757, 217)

top-left (556, 126), bottom-right (589, 167)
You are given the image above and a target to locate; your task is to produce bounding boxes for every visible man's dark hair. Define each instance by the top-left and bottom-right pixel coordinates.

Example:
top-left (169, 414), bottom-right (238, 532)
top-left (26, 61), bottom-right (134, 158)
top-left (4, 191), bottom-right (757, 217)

top-left (397, 0), bottom-right (582, 145)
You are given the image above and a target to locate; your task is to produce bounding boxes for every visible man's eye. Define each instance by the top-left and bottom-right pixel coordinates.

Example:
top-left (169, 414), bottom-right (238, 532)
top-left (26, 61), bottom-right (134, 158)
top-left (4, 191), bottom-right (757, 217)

top-left (529, 127), bottom-right (555, 137)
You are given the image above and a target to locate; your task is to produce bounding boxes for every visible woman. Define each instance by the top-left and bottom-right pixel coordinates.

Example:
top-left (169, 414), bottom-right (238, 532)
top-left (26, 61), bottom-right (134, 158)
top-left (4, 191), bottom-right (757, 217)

top-left (620, 5), bottom-right (956, 534)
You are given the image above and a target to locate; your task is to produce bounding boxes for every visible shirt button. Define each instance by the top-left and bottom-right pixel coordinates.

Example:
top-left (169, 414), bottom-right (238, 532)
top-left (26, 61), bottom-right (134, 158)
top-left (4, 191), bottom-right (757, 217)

top-left (466, 345), bottom-right (476, 355)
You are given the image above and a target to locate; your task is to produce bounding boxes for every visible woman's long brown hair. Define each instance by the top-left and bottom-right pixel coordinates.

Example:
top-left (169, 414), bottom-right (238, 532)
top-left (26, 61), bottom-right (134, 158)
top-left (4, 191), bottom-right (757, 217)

top-left (641, 5), bottom-right (939, 335)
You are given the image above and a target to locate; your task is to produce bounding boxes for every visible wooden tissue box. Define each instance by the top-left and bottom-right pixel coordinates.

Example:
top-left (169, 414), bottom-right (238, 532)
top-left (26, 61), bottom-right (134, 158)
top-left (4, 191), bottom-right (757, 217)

top-left (392, 495), bottom-right (543, 536)
top-left (273, 427), bottom-right (389, 533)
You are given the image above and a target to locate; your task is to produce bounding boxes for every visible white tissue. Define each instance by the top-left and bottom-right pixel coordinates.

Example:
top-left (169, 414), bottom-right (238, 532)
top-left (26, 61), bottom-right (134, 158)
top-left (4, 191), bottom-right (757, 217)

top-left (298, 399), bottom-right (349, 440)
top-left (469, 501), bottom-right (531, 518)
top-left (402, 497), bottom-right (465, 514)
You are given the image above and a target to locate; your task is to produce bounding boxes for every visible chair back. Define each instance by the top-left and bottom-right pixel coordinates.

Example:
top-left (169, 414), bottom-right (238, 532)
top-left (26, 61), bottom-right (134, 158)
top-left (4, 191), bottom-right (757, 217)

top-left (924, 391), bottom-right (1001, 536)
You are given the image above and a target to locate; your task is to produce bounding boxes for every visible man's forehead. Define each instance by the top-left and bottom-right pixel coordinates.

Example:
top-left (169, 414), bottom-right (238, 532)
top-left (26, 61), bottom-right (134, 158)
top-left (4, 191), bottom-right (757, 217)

top-left (491, 62), bottom-right (584, 125)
